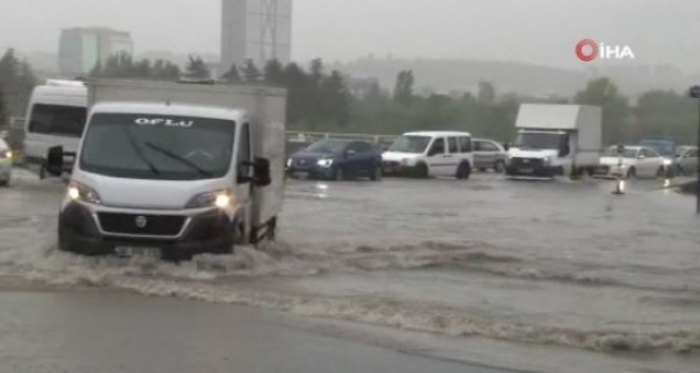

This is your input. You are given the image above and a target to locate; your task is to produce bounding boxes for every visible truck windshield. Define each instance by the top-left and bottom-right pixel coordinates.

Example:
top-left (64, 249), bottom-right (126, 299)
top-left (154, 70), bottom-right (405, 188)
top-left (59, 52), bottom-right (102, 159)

top-left (80, 113), bottom-right (235, 180)
top-left (28, 104), bottom-right (87, 137)
top-left (389, 136), bottom-right (432, 154)
top-left (514, 132), bottom-right (564, 150)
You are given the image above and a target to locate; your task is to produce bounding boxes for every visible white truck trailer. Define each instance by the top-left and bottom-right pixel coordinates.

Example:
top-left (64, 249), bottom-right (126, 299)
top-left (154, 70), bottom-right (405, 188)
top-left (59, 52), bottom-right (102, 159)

top-left (46, 80), bottom-right (286, 261)
top-left (505, 104), bottom-right (602, 179)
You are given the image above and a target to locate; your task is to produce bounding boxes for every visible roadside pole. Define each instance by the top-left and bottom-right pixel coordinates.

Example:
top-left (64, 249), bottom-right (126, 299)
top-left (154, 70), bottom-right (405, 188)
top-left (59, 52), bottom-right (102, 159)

top-left (692, 86), bottom-right (700, 215)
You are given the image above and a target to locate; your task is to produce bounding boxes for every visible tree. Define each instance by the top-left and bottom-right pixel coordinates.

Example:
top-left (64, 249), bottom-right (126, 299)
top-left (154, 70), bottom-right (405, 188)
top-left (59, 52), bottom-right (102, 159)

top-left (0, 84), bottom-right (6, 125)
top-left (185, 55), bottom-right (210, 79)
top-left (263, 59), bottom-right (284, 86)
top-left (477, 81), bottom-right (496, 105)
top-left (574, 77), bottom-right (630, 144)
top-left (135, 59), bottom-right (152, 79)
top-left (0, 49), bottom-right (36, 117)
top-left (393, 70), bottom-right (414, 104)
top-left (220, 63), bottom-right (241, 83)
top-left (634, 90), bottom-right (696, 143)
top-left (321, 70), bottom-right (353, 127)
top-left (242, 59), bottom-right (261, 82)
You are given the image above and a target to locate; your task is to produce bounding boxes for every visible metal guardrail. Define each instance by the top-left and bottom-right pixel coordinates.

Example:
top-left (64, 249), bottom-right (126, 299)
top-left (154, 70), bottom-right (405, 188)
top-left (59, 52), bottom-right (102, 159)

top-left (4, 118), bottom-right (398, 160)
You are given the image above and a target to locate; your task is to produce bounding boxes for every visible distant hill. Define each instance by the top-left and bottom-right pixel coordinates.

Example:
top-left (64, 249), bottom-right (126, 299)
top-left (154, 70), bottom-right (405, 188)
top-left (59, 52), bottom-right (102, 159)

top-left (330, 57), bottom-right (695, 100)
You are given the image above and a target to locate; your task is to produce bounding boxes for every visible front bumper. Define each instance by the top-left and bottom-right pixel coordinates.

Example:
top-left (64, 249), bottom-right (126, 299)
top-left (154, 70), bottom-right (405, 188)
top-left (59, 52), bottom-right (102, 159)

top-left (505, 163), bottom-right (563, 178)
top-left (58, 202), bottom-right (236, 259)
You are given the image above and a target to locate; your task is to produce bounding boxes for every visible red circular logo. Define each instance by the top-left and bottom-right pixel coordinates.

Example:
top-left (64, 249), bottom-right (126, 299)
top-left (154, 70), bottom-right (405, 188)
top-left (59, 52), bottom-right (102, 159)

top-left (576, 39), bottom-right (598, 62)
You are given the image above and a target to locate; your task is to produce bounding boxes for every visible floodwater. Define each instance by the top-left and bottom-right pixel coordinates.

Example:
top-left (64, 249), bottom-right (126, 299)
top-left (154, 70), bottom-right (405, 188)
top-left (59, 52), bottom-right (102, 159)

top-left (1, 169), bottom-right (700, 373)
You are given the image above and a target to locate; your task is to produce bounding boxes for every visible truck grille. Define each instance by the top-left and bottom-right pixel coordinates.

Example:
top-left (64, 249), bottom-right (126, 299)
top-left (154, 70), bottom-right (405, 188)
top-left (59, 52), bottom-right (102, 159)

top-left (511, 157), bottom-right (544, 168)
top-left (98, 213), bottom-right (187, 237)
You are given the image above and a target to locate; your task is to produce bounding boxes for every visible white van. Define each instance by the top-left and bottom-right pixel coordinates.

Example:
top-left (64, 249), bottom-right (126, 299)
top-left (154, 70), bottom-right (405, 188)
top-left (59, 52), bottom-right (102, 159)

top-left (24, 80), bottom-right (88, 177)
top-left (46, 80), bottom-right (286, 261)
top-left (382, 131), bottom-right (474, 179)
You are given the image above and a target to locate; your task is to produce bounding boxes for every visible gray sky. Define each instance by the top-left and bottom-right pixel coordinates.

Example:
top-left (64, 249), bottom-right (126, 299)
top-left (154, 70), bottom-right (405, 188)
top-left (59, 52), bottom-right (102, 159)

top-left (2, 0), bottom-right (699, 71)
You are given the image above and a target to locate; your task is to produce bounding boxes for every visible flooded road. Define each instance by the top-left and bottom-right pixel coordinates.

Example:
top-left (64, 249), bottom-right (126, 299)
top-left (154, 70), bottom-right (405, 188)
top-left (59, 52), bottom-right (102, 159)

top-left (1, 170), bottom-right (700, 373)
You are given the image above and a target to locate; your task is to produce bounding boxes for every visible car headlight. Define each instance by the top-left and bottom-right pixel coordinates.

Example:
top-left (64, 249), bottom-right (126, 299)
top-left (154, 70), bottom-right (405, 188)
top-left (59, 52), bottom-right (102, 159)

top-left (662, 159), bottom-right (673, 166)
top-left (67, 181), bottom-right (102, 205)
top-left (543, 156), bottom-right (553, 165)
top-left (186, 189), bottom-right (235, 209)
top-left (286, 158), bottom-right (292, 168)
top-left (317, 158), bottom-right (334, 167)
top-left (0, 150), bottom-right (10, 159)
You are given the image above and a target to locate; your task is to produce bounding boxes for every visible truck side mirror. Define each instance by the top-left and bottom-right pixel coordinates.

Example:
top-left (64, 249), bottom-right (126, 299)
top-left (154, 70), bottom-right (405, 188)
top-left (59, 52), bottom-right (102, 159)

top-left (253, 157), bottom-right (272, 187)
top-left (46, 146), bottom-right (65, 177)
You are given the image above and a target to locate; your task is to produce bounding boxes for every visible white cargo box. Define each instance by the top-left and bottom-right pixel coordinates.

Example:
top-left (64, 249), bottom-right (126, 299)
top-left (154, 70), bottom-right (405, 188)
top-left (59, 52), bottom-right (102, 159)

top-left (516, 104), bottom-right (602, 153)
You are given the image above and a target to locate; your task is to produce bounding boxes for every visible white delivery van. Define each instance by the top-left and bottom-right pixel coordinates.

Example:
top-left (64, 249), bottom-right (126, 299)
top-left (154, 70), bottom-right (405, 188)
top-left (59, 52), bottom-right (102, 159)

top-left (46, 80), bottom-right (286, 261)
top-left (23, 80), bottom-right (88, 177)
top-left (505, 104), bottom-right (602, 179)
top-left (382, 131), bottom-right (474, 179)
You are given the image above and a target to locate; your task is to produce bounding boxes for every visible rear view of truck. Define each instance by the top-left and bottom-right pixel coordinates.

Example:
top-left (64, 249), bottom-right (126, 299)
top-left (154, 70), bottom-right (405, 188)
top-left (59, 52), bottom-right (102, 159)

top-left (47, 80), bottom-right (286, 260)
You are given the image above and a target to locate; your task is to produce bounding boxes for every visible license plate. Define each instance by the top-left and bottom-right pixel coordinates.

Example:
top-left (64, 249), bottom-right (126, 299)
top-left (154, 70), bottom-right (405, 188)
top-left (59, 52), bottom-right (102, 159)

top-left (293, 171), bottom-right (309, 179)
top-left (116, 246), bottom-right (162, 259)
top-left (519, 168), bottom-right (534, 174)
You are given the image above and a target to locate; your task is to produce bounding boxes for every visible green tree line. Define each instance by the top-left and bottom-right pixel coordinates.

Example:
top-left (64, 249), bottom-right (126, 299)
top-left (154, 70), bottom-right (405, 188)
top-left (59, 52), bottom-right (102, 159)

top-left (0, 49), bottom-right (37, 123)
top-left (1, 47), bottom-right (698, 146)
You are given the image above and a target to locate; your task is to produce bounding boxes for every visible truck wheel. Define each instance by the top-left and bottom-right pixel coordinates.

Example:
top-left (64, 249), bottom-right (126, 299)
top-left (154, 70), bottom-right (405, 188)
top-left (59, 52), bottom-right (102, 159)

top-left (415, 163), bottom-right (429, 178)
top-left (456, 162), bottom-right (472, 180)
top-left (493, 160), bottom-right (506, 173)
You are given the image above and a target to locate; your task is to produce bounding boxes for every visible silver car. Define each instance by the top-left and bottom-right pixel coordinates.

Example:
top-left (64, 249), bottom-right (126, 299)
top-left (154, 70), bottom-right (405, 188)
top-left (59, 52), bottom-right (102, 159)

top-left (473, 138), bottom-right (508, 172)
top-left (675, 146), bottom-right (698, 176)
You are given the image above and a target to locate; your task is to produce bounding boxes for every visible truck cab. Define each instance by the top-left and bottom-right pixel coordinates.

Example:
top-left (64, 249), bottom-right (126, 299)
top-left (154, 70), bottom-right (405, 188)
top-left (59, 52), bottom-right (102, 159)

top-left (506, 104), bottom-right (602, 179)
top-left (46, 80), bottom-right (286, 261)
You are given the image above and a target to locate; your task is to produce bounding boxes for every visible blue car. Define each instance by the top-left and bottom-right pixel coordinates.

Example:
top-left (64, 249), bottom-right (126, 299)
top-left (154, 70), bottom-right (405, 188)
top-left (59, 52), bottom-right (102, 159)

top-left (286, 139), bottom-right (383, 181)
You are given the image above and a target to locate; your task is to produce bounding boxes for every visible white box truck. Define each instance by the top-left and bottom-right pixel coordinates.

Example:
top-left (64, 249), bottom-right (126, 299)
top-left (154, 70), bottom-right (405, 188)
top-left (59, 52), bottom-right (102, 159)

top-left (46, 80), bottom-right (286, 261)
top-left (505, 104), bottom-right (602, 179)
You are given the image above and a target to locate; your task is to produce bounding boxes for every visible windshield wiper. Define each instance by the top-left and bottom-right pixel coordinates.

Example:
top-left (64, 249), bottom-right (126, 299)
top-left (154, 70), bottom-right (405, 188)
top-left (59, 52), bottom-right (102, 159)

top-left (123, 127), bottom-right (161, 175)
top-left (143, 142), bottom-right (214, 177)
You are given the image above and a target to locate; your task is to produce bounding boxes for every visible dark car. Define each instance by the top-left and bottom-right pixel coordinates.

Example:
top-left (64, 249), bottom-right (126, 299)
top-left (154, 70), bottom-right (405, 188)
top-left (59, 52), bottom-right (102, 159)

top-left (286, 139), bottom-right (382, 181)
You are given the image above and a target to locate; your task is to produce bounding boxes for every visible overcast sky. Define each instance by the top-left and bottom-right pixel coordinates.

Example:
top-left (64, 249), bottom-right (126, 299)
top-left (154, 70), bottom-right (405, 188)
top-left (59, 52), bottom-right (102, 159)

top-left (1, 0), bottom-right (699, 71)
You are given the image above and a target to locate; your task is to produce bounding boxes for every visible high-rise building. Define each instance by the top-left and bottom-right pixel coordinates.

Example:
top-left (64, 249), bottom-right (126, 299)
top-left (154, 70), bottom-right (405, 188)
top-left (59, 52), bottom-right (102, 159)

top-left (59, 27), bottom-right (134, 76)
top-left (221, 0), bottom-right (293, 71)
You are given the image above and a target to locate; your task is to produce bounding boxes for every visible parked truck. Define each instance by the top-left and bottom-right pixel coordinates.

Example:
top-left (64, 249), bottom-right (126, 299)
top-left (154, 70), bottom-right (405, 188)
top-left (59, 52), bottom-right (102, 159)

top-left (46, 80), bottom-right (286, 261)
top-left (505, 104), bottom-right (602, 179)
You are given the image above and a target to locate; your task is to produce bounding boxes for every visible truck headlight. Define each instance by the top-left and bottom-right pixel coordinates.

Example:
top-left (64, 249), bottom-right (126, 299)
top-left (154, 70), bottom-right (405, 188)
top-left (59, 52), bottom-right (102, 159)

top-left (317, 158), bottom-right (334, 167)
top-left (186, 189), bottom-right (235, 209)
top-left (67, 181), bottom-right (102, 205)
top-left (0, 150), bottom-right (11, 159)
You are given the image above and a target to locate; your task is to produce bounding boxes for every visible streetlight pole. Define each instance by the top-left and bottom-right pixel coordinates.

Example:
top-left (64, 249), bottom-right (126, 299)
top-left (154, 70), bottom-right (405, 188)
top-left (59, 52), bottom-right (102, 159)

top-left (692, 85), bottom-right (700, 215)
